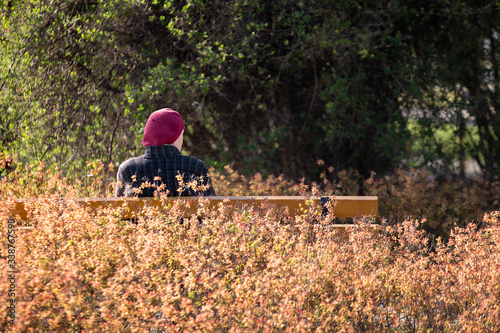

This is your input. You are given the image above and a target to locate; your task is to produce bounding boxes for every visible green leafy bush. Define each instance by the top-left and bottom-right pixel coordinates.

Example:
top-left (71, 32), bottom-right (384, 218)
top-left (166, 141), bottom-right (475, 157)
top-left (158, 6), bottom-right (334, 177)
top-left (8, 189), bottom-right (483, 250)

top-left (4, 0), bottom-right (498, 180)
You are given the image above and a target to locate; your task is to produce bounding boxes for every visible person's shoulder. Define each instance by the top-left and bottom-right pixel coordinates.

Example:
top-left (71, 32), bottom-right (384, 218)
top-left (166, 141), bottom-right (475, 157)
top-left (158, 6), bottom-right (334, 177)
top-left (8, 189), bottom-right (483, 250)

top-left (180, 154), bottom-right (205, 163)
top-left (117, 155), bottom-right (146, 172)
top-left (180, 155), bottom-right (209, 171)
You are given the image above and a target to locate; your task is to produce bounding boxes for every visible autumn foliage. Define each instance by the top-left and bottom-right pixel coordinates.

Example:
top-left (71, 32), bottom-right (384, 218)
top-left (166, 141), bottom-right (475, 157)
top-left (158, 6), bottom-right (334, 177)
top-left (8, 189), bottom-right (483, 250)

top-left (1, 161), bottom-right (500, 332)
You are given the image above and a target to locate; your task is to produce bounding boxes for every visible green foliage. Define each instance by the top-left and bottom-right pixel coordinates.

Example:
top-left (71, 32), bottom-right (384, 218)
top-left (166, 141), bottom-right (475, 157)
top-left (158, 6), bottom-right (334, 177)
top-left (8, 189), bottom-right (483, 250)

top-left (1, 0), bottom-right (145, 172)
top-left (1, 0), bottom-right (499, 180)
top-left (397, 1), bottom-right (500, 175)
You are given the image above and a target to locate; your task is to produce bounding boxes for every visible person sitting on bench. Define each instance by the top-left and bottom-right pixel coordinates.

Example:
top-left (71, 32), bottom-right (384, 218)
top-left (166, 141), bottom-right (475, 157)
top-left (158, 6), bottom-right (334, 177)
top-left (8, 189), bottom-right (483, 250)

top-left (115, 108), bottom-right (216, 197)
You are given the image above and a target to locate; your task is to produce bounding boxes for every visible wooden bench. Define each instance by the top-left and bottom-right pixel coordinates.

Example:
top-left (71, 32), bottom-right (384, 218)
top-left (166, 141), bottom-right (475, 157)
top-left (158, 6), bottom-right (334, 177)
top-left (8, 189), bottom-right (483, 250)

top-left (12, 196), bottom-right (378, 222)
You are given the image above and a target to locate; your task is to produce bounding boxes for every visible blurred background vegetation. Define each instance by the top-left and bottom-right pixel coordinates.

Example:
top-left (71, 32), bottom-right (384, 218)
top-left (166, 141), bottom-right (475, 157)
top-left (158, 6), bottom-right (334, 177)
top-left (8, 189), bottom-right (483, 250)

top-left (1, 0), bottom-right (499, 182)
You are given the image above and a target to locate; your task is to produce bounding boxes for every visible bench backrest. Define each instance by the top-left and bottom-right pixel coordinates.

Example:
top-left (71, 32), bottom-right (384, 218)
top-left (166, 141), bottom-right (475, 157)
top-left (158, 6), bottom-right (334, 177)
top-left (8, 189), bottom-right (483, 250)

top-left (12, 196), bottom-right (378, 220)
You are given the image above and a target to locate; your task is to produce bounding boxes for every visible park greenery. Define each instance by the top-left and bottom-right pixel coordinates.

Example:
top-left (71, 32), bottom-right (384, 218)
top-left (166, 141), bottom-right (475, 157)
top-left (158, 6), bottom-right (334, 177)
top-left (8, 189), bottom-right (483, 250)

top-left (1, 0), bottom-right (499, 180)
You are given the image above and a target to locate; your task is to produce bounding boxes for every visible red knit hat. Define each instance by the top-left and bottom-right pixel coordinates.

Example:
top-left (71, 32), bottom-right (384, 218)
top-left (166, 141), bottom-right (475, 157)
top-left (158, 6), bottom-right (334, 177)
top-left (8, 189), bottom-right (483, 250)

top-left (142, 108), bottom-right (185, 147)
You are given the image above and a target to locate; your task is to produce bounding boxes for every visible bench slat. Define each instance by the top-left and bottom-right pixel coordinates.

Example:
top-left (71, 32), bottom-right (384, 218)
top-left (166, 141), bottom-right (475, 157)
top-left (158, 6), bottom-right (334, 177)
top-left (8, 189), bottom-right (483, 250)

top-left (12, 196), bottom-right (378, 220)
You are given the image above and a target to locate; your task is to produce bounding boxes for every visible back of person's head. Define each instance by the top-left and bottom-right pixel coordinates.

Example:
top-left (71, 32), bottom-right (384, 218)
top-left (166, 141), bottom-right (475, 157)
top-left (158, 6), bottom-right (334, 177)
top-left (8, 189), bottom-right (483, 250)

top-left (142, 108), bottom-right (185, 147)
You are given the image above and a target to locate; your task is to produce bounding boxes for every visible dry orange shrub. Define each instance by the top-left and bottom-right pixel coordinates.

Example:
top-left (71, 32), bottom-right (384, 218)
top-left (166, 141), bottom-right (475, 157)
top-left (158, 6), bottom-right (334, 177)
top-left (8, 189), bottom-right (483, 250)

top-left (210, 165), bottom-right (300, 196)
top-left (362, 169), bottom-right (500, 238)
top-left (1, 161), bottom-right (500, 331)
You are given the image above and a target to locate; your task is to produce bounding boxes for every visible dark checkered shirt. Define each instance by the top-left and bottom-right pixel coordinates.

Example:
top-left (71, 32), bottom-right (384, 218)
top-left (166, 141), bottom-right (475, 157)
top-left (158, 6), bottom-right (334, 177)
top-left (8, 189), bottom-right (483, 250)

top-left (115, 145), bottom-right (216, 197)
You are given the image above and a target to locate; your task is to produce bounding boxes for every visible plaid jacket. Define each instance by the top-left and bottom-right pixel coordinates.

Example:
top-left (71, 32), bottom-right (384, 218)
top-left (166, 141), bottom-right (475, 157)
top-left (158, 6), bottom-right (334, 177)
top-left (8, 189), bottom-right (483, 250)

top-left (115, 145), bottom-right (216, 197)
